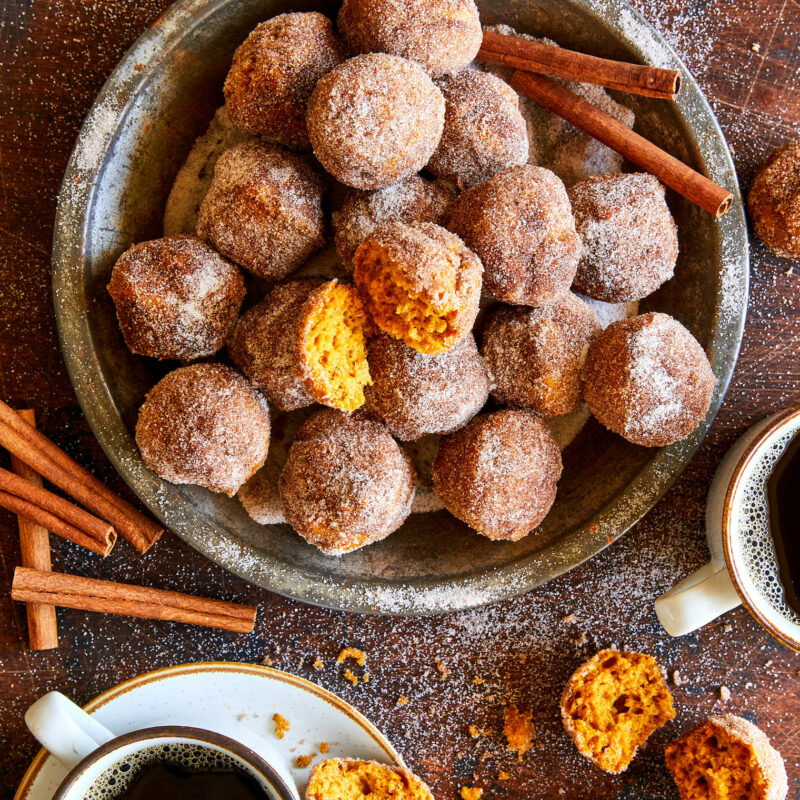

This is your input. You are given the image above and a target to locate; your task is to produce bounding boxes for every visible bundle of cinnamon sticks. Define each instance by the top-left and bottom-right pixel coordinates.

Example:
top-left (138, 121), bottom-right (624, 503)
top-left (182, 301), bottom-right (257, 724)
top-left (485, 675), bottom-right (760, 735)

top-left (3, 403), bottom-right (257, 649)
top-left (478, 30), bottom-right (732, 218)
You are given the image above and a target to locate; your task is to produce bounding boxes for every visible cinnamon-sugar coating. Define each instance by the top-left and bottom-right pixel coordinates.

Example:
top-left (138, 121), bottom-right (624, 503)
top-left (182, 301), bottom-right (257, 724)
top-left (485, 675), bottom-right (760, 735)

top-left (364, 332), bottom-right (489, 441)
top-left (228, 280), bottom-right (319, 412)
top-left (748, 139), bottom-right (800, 259)
top-left (279, 409), bottom-right (415, 555)
top-left (482, 293), bottom-right (601, 416)
top-left (135, 363), bottom-right (270, 496)
top-left (353, 221), bottom-right (482, 354)
top-left (569, 173), bottom-right (678, 302)
top-left (428, 70), bottom-right (528, 188)
top-left (446, 164), bottom-right (581, 306)
top-left (332, 176), bottom-right (453, 272)
top-left (196, 141), bottom-right (326, 280)
top-left (307, 54), bottom-right (445, 190)
top-left (583, 312), bottom-right (716, 447)
top-left (433, 409), bottom-right (562, 541)
top-left (107, 235), bottom-right (245, 361)
top-left (224, 12), bottom-right (344, 150)
top-left (337, 0), bottom-right (482, 78)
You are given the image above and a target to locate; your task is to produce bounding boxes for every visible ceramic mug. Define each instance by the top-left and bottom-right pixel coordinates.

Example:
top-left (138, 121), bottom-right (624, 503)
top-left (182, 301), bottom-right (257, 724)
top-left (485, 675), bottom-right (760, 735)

top-left (25, 692), bottom-right (300, 800)
top-left (655, 405), bottom-right (800, 651)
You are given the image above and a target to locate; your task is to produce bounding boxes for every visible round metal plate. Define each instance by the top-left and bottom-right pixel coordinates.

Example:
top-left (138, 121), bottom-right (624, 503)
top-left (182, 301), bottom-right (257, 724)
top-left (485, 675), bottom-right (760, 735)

top-left (52, 0), bottom-right (749, 615)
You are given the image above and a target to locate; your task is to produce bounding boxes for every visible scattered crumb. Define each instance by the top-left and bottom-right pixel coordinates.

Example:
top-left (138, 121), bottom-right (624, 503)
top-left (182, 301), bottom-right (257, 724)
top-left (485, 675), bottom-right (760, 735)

top-left (571, 632), bottom-right (589, 646)
top-left (764, 660), bottom-right (773, 668)
top-left (468, 724), bottom-right (481, 739)
top-left (312, 657), bottom-right (324, 670)
top-left (435, 661), bottom-right (449, 679)
top-left (558, 788), bottom-right (566, 796)
top-left (560, 614), bottom-right (576, 624)
top-left (588, 523), bottom-right (600, 533)
top-left (344, 669), bottom-right (359, 686)
top-left (337, 647), bottom-right (366, 665)
top-left (261, 656), bottom-right (274, 666)
top-left (504, 705), bottom-right (535, 757)
top-left (237, 713), bottom-right (248, 721)
top-left (719, 685), bottom-right (731, 702)
top-left (295, 754), bottom-right (315, 768)
top-left (752, 42), bottom-right (761, 52)
top-left (319, 742), bottom-right (329, 754)
top-left (460, 788), bottom-right (482, 800)
top-left (273, 713), bottom-right (290, 740)
top-left (479, 751), bottom-right (489, 761)
top-left (473, 677), bottom-right (484, 684)
top-left (723, 623), bottom-right (733, 633)
top-left (499, 772), bottom-right (510, 781)
top-left (672, 669), bottom-right (682, 686)
top-left (363, 673), bottom-right (371, 683)
top-left (397, 695), bottom-right (409, 706)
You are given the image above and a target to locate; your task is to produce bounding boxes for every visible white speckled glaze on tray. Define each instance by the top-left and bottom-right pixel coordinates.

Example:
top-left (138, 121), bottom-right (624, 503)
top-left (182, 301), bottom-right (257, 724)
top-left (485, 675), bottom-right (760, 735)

top-left (51, 0), bottom-right (749, 615)
top-left (15, 662), bottom-right (402, 800)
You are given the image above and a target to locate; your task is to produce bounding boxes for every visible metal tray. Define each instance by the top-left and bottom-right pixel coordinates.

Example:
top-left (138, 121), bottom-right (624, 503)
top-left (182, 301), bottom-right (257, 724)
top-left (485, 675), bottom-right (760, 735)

top-left (52, 0), bottom-right (749, 615)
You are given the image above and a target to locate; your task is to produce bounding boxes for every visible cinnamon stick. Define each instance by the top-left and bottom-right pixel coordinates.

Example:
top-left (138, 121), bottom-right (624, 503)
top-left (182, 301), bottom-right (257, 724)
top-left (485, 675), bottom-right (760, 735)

top-left (11, 410), bottom-right (58, 650)
top-left (0, 399), bottom-right (163, 553)
top-left (480, 30), bottom-right (681, 100)
top-left (511, 70), bottom-right (733, 217)
top-left (0, 467), bottom-right (116, 555)
top-left (11, 567), bottom-right (257, 634)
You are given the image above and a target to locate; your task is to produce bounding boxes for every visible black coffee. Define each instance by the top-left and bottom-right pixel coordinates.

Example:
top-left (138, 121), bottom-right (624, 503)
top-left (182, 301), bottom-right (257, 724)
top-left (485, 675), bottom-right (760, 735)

top-left (84, 742), bottom-right (273, 800)
top-left (768, 431), bottom-right (800, 616)
top-left (119, 762), bottom-right (269, 800)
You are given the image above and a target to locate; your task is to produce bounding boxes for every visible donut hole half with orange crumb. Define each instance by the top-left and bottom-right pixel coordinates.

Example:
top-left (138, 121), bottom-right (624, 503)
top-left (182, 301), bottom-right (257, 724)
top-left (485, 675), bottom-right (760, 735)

top-left (296, 280), bottom-right (372, 412)
top-left (353, 221), bottom-right (482, 355)
top-left (306, 759), bottom-right (433, 800)
top-left (561, 649), bottom-right (675, 774)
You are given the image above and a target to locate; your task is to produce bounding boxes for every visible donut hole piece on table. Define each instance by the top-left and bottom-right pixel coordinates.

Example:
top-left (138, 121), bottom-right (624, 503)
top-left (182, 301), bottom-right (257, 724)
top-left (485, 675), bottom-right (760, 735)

top-left (561, 649), bottom-right (675, 774)
top-left (278, 410), bottom-right (415, 556)
top-left (297, 280), bottom-right (372, 412)
top-left (665, 714), bottom-right (788, 800)
top-left (353, 222), bottom-right (482, 354)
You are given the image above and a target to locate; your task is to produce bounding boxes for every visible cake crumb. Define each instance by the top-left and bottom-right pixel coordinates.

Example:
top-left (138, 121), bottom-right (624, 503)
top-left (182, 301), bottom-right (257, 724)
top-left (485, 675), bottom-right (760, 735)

top-left (473, 676), bottom-right (484, 684)
top-left (397, 695), bottom-right (409, 706)
top-left (319, 742), bottom-right (329, 754)
top-left (295, 754), bottom-right (315, 768)
top-left (343, 669), bottom-right (359, 686)
top-left (312, 657), bottom-right (324, 670)
top-left (237, 713), bottom-right (248, 721)
top-left (560, 613), bottom-right (576, 624)
top-left (672, 669), bottom-right (682, 686)
top-left (752, 42), bottom-right (761, 52)
top-left (518, 655), bottom-right (527, 665)
top-left (571, 632), bottom-right (589, 646)
top-left (468, 724), bottom-right (481, 739)
top-left (273, 713), bottom-right (290, 740)
top-left (723, 623), bottom-right (733, 633)
top-left (435, 661), bottom-right (449, 678)
top-left (337, 647), bottom-right (366, 665)
top-left (363, 672), bottom-right (371, 683)
top-left (504, 705), bottom-right (534, 756)
top-left (719, 685), bottom-right (731, 702)
top-left (261, 656), bottom-right (274, 666)
top-left (499, 772), bottom-right (510, 781)
top-left (460, 788), bottom-right (482, 800)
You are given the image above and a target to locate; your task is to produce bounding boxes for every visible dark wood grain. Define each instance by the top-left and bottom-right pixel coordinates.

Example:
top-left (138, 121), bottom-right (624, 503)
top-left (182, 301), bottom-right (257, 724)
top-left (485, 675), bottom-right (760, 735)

top-left (1, 1), bottom-right (799, 798)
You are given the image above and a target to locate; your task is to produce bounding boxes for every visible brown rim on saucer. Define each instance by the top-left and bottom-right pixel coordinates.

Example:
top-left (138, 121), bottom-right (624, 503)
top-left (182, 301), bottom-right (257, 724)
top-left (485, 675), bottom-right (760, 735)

top-left (51, 725), bottom-right (296, 800)
top-left (722, 404), bottom-right (800, 653)
top-left (15, 662), bottom-right (403, 800)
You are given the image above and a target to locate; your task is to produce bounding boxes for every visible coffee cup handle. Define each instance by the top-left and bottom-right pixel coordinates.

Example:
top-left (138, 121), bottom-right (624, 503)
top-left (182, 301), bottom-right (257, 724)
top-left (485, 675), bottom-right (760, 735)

top-left (655, 561), bottom-right (742, 636)
top-left (25, 691), bottom-right (116, 769)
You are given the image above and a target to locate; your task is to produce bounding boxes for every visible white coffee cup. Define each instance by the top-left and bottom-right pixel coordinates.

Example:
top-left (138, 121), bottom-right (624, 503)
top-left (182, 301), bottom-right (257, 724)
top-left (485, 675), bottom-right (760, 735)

top-left (655, 404), bottom-right (800, 651)
top-left (25, 691), bottom-right (300, 800)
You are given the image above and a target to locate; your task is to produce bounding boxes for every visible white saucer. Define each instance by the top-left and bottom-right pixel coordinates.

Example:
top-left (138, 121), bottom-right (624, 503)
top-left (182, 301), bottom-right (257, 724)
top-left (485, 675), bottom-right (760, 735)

top-left (15, 662), bottom-right (402, 799)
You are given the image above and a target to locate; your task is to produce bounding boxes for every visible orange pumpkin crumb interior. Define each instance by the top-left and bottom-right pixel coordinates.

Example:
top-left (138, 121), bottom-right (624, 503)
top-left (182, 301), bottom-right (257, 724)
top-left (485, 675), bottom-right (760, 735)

top-left (563, 650), bottom-right (675, 773)
top-left (354, 246), bottom-right (460, 355)
top-left (307, 759), bottom-right (431, 800)
top-left (665, 721), bottom-right (769, 800)
top-left (299, 282), bottom-right (372, 412)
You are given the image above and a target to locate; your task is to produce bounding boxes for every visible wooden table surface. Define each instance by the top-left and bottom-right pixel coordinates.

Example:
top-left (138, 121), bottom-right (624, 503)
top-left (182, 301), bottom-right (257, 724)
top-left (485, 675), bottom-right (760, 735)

top-left (1, 0), bottom-right (800, 797)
